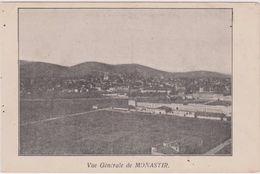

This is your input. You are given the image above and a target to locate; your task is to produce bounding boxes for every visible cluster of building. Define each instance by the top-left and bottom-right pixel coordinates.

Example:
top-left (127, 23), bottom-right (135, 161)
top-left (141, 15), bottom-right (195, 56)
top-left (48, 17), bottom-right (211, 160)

top-left (151, 136), bottom-right (203, 155)
top-left (183, 90), bottom-right (231, 101)
top-left (110, 99), bottom-right (231, 121)
top-left (20, 69), bottom-right (231, 99)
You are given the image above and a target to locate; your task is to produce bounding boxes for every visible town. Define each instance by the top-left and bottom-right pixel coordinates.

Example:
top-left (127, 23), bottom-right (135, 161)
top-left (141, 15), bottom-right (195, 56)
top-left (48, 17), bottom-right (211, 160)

top-left (20, 61), bottom-right (232, 155)
top-left (20, 70), bottom-right (231, 99)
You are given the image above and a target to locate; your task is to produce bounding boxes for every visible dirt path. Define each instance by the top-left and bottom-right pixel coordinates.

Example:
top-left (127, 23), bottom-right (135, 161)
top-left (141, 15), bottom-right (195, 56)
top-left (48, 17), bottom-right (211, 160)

top-left (21, 108), bottom-right (110, 126)
top-left (204, 138), bottom-right (231, 155)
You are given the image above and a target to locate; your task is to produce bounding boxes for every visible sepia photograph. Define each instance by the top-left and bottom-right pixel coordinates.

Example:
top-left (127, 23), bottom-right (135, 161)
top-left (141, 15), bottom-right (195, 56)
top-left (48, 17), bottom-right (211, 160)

top-left (18, 8), bottom-right (232, 156)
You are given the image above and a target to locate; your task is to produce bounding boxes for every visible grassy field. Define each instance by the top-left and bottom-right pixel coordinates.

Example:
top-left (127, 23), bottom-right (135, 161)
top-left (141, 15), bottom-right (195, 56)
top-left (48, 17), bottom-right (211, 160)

top-left (20, 98), bottom-right (128, 124)
top-left (20, 99), bottom-right (231, 155)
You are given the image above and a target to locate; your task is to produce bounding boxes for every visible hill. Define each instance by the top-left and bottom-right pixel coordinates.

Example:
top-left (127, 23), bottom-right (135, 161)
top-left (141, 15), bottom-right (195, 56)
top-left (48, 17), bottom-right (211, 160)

top-left (69, 62), bottom-right (172, 78)
top-left (20, 60), bottom-right (68, 78)
top-left (172, 71), bottom-right (230, 79)
top-left (19, 60), bottom-right (230, 79)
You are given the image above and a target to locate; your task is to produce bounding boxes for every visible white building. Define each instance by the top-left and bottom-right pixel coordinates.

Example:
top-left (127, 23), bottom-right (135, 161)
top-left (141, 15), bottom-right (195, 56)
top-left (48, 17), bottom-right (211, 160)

top-left (136, 102), bottom-right (231, 116)
top-left (92, 105), bottom-right (98, 110)
top-left (128, 99), bottom-right (137, 107)
top-left (136, 107), bottom-right (166, 115)
top-left (192, 92), bottom-right (224, 101)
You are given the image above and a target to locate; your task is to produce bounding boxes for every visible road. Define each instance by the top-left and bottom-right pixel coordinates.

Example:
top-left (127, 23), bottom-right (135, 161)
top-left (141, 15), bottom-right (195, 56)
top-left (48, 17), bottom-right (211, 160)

top-left (21, 107), bottom-right (110, 126)
top-left (204, 138), bottom-right (232, 155)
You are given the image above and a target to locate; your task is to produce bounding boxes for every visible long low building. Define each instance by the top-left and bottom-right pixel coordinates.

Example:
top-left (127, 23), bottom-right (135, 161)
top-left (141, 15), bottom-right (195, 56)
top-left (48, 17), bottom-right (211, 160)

top-left (136, 107), bottom-right (167, 115)
top-left (192, 92), bottom-right (231, 101)
top-left (136, 102), bottom-right (231, 116)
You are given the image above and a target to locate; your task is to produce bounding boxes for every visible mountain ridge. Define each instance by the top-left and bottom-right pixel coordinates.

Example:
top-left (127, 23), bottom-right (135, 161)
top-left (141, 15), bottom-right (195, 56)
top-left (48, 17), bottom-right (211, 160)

top-left (19, 60), bottom-right (231, 79)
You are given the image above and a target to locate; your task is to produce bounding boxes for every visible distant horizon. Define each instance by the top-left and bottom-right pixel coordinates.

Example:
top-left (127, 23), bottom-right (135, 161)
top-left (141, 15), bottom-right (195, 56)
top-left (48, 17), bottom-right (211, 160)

top-left (20, 59), bottom-right (231, 75)
top-left (19, 9), bottom-right (232, 74)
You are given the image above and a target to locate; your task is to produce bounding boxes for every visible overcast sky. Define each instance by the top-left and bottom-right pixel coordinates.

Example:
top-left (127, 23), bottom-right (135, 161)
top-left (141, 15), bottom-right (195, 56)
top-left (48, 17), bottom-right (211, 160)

top-left (19, 9), bottom-right (232, 74)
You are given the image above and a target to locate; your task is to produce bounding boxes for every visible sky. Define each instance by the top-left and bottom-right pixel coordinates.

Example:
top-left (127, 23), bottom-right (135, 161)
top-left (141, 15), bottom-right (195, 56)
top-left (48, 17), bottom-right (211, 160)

top-left (19, 9), bottom-right (232, 74)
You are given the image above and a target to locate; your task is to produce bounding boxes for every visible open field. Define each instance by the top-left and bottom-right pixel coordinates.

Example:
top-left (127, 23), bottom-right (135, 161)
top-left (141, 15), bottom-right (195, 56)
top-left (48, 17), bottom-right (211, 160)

top-left (20, 98), bottom-right (128, 125)
top-left (20, 99), bottom-right (231, 155)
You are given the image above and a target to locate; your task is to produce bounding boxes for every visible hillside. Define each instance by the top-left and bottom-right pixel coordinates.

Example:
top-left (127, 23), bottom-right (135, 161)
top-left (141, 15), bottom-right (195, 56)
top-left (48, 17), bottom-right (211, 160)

top-left (68, 62), bottom-right (115, 77)
top-left (172, 71), bottom-right (230, 79)
top-left (113, 63), bottom-right (173, 78)
top-left (68, 62), bottom-right (172, 78)
top-left (20, 60), bottom-right (68, 78)
top-left (19, 60), bottom-right (230, 79)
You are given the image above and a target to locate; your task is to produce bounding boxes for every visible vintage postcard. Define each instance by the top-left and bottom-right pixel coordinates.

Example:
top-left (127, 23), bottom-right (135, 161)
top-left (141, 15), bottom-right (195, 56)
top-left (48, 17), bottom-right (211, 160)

top-left (1, 2), bottom-right (260, 173)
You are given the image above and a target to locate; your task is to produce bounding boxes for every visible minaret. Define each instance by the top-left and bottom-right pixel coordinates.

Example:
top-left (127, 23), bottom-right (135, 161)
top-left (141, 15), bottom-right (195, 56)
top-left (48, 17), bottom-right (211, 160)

top-left (104, 72), bottom-right (109, 80)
